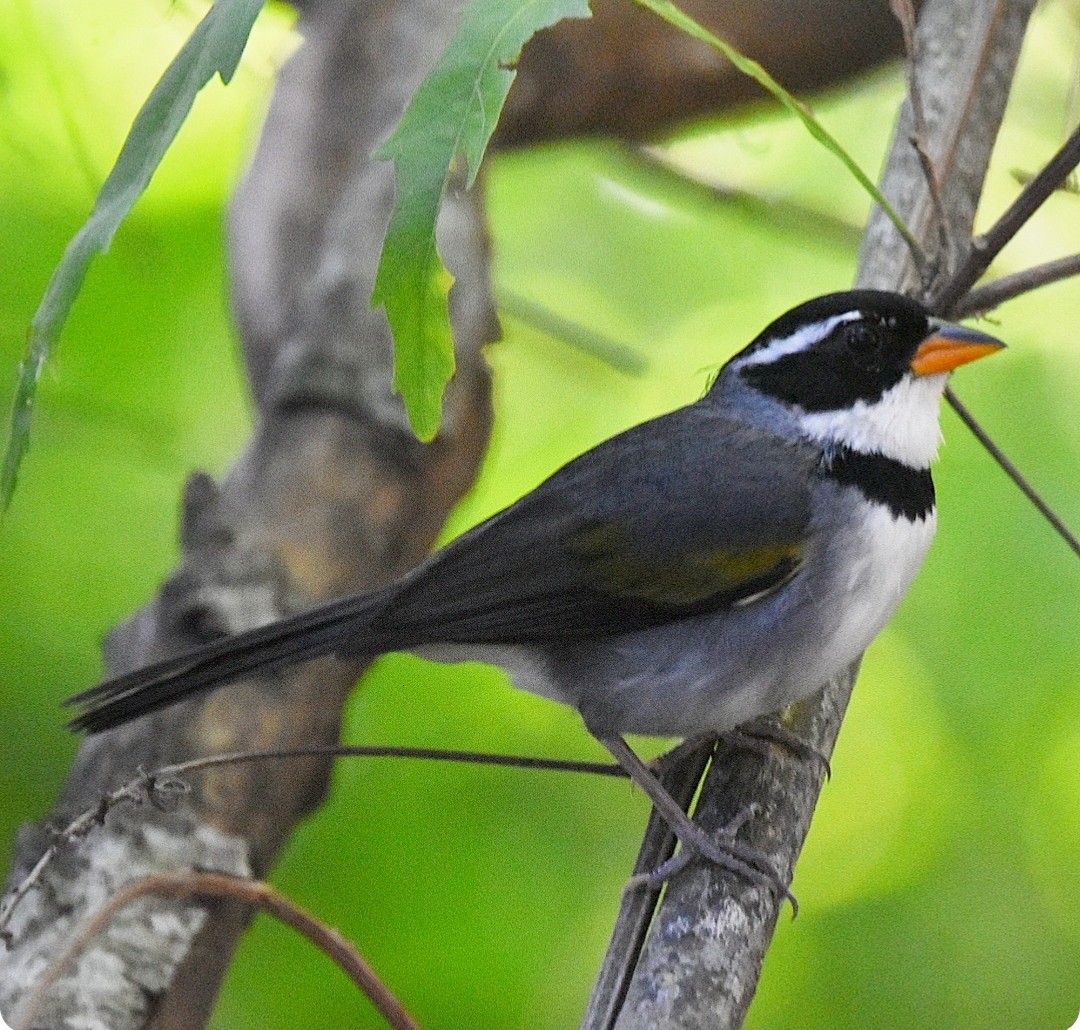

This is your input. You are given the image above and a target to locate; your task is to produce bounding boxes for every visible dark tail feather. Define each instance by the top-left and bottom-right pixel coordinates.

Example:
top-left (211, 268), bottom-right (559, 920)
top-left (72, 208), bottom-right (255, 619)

top-left (66, 592), bottom-right (382, 734)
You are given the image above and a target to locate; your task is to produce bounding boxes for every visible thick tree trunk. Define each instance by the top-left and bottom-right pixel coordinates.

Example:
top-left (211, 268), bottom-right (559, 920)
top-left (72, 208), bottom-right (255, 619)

top-left (0, 3), bottom-right (495, 1026)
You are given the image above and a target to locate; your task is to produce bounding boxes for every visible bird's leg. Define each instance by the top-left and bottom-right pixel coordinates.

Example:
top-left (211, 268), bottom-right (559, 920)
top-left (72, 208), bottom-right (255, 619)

top-left (596, 734), bottom-right (794, 904)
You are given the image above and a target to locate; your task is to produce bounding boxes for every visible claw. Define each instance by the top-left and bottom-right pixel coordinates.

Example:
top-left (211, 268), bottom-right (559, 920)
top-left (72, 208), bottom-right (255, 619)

top-left (725, 721), bottom-right (832, 780)
top-left (622, 800), bottom-right (798, 914)
top-left (599, 733), bottom-right (797, 914)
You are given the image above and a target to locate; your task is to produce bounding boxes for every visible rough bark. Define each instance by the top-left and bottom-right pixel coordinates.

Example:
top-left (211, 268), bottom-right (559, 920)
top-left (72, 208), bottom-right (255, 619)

top-left (0, 2), bottom-right (495, 1026)
top-left (603, 3), bottom-right (1038, 1028)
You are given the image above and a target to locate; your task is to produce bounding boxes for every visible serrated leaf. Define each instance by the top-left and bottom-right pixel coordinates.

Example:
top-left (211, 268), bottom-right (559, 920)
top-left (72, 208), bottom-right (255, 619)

top-left (373, 0), bottom-right (592, 441)
top-left (1, 0), bottom-right (265, 510)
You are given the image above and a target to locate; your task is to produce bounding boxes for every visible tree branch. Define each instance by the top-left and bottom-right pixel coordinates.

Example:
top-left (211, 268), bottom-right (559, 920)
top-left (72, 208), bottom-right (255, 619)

top-left (954, 252), bottom-right (1080, 315)
top-left (602, 2), bottom-right (1039, 1026)
top-left (0, 1), bottom-right (494, 1025)
top-left (932, 120), bottom-right (1080, 313)
top-left (0, 0), bottom-right (1016, 1026)
top-left (945, 387), bottom-right (1080, 558)
top-left (12, 871), bottom-right (420, 1030)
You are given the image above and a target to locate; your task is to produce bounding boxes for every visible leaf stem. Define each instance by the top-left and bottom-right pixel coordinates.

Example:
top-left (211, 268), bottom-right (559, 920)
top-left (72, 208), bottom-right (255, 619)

top-left (631, 0), bottom-right (925, 263)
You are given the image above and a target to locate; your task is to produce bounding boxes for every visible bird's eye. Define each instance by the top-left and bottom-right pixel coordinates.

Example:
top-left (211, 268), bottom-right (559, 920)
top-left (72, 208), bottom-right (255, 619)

top-left (844, 323), bottom-right (882, 365)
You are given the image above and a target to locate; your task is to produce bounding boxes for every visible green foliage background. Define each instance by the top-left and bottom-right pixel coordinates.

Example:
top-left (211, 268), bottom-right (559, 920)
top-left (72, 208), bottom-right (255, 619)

top-left (1, 2), bottom-right (1079, 1028)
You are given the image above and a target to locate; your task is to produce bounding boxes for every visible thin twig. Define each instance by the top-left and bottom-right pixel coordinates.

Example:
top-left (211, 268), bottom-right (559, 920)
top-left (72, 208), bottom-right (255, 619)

top-left (154, 743), bottom-right (627, 781)
top-left (946, 386), bottom-right (1080, 558)
top-left (11, 871), bottom-right (420, 1030)
top-left (0, 770), bottom-right (168, 947)
top-left (953, 253), bottom-right (1080, 316)
top-left (0, 744), bottom-right (625, 940)
top-left (891, 0), bottom-right (949, 269)
top-left (924, 123), bottom-right (1080, 559)
top-left (497, 288), bottom-right (648, 376)
top-left (933, 121), bottom-right (1080, 313)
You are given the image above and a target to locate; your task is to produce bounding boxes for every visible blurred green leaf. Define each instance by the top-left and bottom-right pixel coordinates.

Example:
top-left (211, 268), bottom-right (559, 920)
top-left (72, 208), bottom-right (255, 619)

top-left (1, 0), bottom-right (265, 509)
top-left (496, 288), bottom-right (649, 376)
top-left (372, 0), bottom-right (591, 441)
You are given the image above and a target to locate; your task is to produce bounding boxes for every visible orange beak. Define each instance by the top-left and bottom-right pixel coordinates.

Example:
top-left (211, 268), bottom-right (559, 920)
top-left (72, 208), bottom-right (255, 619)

top-left (911, 321), bottom-right (1006, 377)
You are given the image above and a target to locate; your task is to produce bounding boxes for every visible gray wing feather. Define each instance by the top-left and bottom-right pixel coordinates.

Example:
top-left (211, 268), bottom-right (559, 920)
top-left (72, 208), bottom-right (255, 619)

top-left (343, 404), bottom-right (817, 652)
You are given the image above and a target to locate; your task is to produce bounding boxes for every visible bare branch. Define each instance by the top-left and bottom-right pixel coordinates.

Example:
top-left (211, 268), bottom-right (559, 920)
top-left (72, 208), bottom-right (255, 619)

top-left (12, 871), bottom-right (419, 1030)
top-left (0, 768), bottom-right (188, 945)
top-left (497, 0), bottom-right (911, 145)
top-left (933, 120), bottom-right (1080, 311)
top-left (954, 252), bottom-right (1080, 315)
top-left (892, 0), bottom-right (949, 266)
top-left (3, 0), bottom-right (1062, 1026)
top-left (0, 1), bottom-right (495, 1024)
top-left (945, 387), bottom-right (1080, 558)
top-left (608, 2), bottom-right (1040, 1026)
top-left (582, 739), bottom-right (715, 1030)
top-left (0, 745), bottom-right (624, 944)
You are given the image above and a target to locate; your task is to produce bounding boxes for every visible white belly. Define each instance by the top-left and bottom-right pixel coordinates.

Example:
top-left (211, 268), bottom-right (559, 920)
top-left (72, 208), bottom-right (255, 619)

top-left (803, 502), bottom-right (937, 690)
top-left (412, 502), bottom-right (937, 740)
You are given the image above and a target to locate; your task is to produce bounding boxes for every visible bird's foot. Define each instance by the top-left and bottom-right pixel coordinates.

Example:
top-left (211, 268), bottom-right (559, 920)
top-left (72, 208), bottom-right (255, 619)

top-left (623, 801), bottom-right (793, 903)
top-left (598, 734), bottom-right (796, 911)
top-left (724, 720), bottom-right (832, 780)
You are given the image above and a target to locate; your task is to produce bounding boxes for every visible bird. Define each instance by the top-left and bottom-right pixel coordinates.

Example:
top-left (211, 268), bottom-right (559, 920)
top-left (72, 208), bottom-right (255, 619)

top-left (68, 289), bottom-right (1005, 889)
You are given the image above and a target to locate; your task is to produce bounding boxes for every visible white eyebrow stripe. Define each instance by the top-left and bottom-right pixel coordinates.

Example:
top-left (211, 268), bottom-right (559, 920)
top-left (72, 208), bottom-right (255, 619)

top-left (742, 310), bottom-right (861, 366)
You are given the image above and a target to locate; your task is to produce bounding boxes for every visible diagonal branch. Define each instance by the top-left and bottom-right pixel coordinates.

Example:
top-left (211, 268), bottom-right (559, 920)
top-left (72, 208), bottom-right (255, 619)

top-left (932, 120), bottom-right (1080, 312)
top-left (945, 387), bottom-right (1080, 558)
top-left (11, 871), bottom-right (420, 1030)
top-left (0, 2), bottom-right (496, 1026)
top-left (954, 252), bottom-right (1080, 315)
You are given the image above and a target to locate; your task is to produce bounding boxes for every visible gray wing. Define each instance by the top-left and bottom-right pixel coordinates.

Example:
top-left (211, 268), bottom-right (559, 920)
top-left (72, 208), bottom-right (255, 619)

top-left (346, 403), bottom-right (818, 653)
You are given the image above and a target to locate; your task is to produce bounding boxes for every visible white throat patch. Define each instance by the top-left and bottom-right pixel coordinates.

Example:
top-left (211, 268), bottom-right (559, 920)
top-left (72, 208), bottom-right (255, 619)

top-left (797, 372), bottom-right (948, 468)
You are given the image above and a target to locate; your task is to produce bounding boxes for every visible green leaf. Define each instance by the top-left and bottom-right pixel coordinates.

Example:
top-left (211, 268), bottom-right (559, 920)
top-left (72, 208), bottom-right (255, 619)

top-left (373, 0), bottom-right (592, 441)
top-left (632, 0), bottom-right (923, 260)
top-left (1, 0), bottom-right (265, 510)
